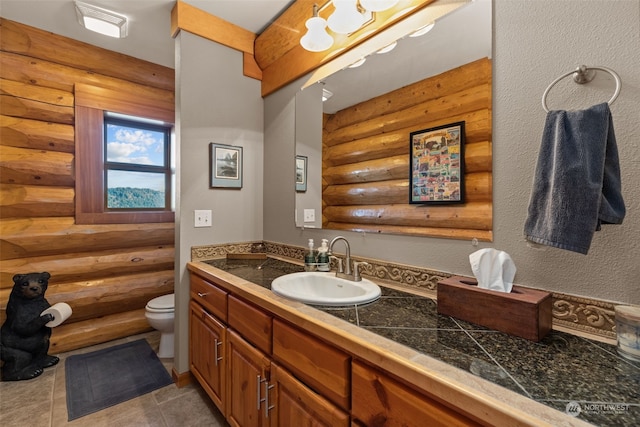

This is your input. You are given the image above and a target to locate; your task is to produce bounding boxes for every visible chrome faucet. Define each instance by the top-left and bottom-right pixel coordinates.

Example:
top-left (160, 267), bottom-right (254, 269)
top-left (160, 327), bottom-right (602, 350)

top-left (328, 236), bottom-right (352, 276)
top-left (328, 236), bottom-right (368, 282)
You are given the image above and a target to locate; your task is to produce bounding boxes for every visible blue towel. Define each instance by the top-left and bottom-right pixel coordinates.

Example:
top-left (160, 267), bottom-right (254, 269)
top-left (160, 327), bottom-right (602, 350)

top-left (524, 103), bottom-right (625, 254)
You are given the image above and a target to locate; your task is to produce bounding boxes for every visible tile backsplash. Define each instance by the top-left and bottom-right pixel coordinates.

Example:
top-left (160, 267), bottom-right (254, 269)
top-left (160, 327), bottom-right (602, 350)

top-left (191, 240), bottom-right (618, 342)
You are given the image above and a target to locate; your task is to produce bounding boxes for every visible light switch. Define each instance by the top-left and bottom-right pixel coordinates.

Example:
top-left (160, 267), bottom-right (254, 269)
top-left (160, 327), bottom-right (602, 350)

top-left (303, 209), bottom-right (315, 223)
top-left (194, 210), bottom-right (212, 227)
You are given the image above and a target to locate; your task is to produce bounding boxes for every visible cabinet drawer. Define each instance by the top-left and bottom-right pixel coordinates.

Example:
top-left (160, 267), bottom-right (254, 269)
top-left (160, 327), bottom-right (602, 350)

top-left (352, 360), bottom-right (481, 427)
top-left (273, 319), bottom-right (350, 410)
top-left (190, 273), bottom-right (228, 321)
top-left (228, 295), bottom-right (272, 354)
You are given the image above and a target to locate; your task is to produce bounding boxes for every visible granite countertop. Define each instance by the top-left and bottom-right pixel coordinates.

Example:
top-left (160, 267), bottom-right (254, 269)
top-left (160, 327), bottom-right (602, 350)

top-left (202, 257), bottom-right (639, 427)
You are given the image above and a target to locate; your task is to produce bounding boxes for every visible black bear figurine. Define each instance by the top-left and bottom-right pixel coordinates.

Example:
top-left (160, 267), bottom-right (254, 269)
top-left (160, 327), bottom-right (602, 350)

top-left (1, 272), bottom-right (60, 381)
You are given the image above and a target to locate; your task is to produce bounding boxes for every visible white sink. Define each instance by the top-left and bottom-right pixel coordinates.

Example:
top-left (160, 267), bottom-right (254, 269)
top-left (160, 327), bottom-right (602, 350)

top-left (271, 272), bottom-right (381, 306)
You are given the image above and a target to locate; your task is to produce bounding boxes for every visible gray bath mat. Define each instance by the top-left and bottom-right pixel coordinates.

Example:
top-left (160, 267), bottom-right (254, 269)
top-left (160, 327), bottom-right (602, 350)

top-left (65, 338), bottom-right (173, 420)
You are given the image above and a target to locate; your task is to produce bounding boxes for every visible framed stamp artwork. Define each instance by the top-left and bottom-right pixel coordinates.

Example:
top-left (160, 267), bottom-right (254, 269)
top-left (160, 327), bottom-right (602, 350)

top-left (210, 143), bottom-right (243, 189)
top-left (409, 121), bottom-right (465, 204)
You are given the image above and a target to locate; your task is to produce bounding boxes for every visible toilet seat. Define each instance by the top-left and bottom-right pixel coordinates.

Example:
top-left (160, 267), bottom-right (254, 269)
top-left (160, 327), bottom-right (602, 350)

top-left (146, 294), bottom-right (174, 313)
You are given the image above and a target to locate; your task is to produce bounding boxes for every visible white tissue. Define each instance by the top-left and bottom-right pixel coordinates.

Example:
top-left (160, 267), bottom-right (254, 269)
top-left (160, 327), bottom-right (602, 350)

top-left (469, 248), bottom-right (516, 293)
top-left (41, 302), bottom-right (72, 327)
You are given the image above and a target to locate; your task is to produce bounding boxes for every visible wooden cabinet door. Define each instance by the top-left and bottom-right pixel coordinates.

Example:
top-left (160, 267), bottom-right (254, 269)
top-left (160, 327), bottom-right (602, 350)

top-left (352, 360), bottom-right (482, 427)
top-left (189, 301), bottom-right (226, 413)
top-left (270, 362), bottom-right (350, 427)
top-left (227, 329), bottom-right (271, 427)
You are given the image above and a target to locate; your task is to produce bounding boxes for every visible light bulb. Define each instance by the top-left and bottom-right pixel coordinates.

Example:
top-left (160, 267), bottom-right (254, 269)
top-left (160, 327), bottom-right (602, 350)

top-left (327, 0), bottom-right (366, 34)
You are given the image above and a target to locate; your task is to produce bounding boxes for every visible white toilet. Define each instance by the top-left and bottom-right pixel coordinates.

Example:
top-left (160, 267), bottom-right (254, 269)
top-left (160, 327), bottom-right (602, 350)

top-left (145, 293), bottom-right (175, 358)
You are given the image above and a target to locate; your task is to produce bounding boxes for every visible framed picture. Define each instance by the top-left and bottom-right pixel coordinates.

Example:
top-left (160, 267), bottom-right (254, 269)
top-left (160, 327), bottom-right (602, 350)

top-left (295, 155), bottom-right (307, 192)
top-left (210, 143), bottom-right (243, 189)
top-left (409, 121), bottom-right (465, 204)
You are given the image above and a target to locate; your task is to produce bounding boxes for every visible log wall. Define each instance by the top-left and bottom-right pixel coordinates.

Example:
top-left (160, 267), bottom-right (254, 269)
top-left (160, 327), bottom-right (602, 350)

top-left (0, 19), bottom-right (175, 354)
top-left (323, 58), bottom-right (492, 241)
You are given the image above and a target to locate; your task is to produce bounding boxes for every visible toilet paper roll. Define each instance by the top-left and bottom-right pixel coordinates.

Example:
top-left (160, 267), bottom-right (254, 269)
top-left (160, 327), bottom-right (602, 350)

top-left (41, 302), bottom-right (72, 327)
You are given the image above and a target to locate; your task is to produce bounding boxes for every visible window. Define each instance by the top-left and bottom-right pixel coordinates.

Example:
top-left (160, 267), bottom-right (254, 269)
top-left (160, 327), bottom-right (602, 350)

top-left (75, 83), bottom-right (175, 224)
top-left (103, 114), bottom-right (172, 210)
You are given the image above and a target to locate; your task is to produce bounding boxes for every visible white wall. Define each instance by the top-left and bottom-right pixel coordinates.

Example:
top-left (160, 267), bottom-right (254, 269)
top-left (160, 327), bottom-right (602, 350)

top-left (175, 31), bottom-right (264, 372)
top-left (263, 0), bottom-right (640, 305)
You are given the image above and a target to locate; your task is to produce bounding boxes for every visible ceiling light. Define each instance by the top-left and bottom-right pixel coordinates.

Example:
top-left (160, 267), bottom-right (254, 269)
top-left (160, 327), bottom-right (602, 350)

top-left (348, 58), bottom-right (367, 68)
top-left (300, 4), bottom-right (334, 52)
top-left (360, 0), bottom-right (399, 12)
top-left (327, 0), bottom-right (366, 34)
top-left (376, 41), bottom-right (397, 54)
top-left (322, 88), bottom-right (334, 101)
top-left (75, 1), bottom-right (128, 38)
top-left (409, 22), bottom-right (435, 38)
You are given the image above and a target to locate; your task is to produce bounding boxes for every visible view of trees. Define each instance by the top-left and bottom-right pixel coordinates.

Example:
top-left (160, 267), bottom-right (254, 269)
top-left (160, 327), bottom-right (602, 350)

top-left (107, 187), bottom-right (165, 208)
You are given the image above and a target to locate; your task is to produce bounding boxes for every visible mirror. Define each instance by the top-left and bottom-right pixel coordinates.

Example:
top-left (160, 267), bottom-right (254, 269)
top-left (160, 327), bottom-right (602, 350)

top-left (295, 0), bottom-right (492, 232)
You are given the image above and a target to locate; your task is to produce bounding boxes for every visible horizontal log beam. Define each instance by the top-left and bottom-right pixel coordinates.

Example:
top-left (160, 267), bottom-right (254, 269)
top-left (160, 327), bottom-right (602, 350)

top-left (325, 222), bottom-right (492, 241)
top-left (0, 246), bottom-right (175, 288)
top-left (0, 51), bottom-right (174, 106)
top-left (325, 85), bottom-right (490, 146)
top-left (324, 202), bottom-right (492, 230)
top-left (324, 58), bottom-right (492, 132)
top-left (0, 145), bottom-right (73, 186)
top-left (49, 309), bottom-right (153, 354)
top-left (0, 94), bottom-right (74, 124)
top-left (0, 184), bottom-right (74, 218)
top-left (0, 217), bottom-right (175, 260)
top-left (0, 270), bottom-right (174, 324)
top-left (0, 114), bottom-right (74, 153)
top-left (323, 112), bottom-right (489, 165)
top-left (0, 18), bottom-right (174, 92)
top-left (1, 78), bottom-right (73, 107)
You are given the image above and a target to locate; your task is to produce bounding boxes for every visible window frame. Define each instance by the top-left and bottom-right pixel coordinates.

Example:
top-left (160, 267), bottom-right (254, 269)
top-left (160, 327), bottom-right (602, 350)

top-left (103, 115), bottom-right (172, 211)
top-left (75, 83), bottom-right (175, 224)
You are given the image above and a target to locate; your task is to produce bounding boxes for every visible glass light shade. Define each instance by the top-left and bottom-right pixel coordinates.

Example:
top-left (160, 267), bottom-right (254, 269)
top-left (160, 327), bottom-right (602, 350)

top-left (348, 57), bottom-right (367, 68)
top-left (360, 0), bottom-right (399, 12)
top-left (327, 0), bottom-right (366, 34)
top-left (409, 22), bottom-right (435, 37)
top-left (300, 17), bottom-right (334, 52)
top-left (376, 41), bottom-right (397, 54)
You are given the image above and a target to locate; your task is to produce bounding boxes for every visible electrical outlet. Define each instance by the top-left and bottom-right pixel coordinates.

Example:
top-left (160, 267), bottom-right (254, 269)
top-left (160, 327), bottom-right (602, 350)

top-left (303, 209), bottom-right (315, 223)
top-left (194, 210), bottom-right (212, 227)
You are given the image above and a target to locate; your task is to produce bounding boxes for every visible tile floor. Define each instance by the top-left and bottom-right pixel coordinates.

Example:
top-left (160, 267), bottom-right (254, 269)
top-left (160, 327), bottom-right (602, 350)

top-left (0, 332), bottom-right (229, 427)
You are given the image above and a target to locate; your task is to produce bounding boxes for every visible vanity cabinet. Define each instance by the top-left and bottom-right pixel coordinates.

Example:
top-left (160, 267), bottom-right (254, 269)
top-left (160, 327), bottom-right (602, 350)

top-left (226, 329), bottom-right (271, 427)
top-left (351, 360), bottom-right (482, 427)
top-left (190, 271), bottom-right (349, 427)
top-left (270, 362), bottom-right (350, 427)
top-left (189, 301), bottom-right (226, 411)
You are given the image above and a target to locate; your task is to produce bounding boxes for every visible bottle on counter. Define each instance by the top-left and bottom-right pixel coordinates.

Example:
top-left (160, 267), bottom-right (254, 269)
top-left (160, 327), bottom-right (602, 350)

top-left (304, 238), bottom-right (317, 271)
top-left (316, 239), bottom-right (330, 271)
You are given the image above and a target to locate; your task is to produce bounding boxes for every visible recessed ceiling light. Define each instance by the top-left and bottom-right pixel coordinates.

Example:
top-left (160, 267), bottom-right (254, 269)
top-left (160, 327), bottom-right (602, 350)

top-left (75, 1), bottom-right (128, 38)
top-left (348, 58), bottom-right (367, 68)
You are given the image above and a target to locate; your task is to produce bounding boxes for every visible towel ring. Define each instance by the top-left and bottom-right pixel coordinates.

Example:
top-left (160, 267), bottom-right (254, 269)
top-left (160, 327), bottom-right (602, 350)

top-left (541, 65), bottom-right (621, 112)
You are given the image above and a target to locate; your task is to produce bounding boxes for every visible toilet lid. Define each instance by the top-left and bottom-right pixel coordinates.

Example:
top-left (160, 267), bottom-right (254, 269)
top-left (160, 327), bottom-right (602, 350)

top-left (147, 294), bottom-right (174, 310)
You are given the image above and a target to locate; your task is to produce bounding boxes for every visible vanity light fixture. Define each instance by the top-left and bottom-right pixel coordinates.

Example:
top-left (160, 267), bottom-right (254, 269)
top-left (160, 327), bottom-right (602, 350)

top-left (75, 1), bottom-right (128, 38)
top-left (300, 4), bottom-right (334, 52)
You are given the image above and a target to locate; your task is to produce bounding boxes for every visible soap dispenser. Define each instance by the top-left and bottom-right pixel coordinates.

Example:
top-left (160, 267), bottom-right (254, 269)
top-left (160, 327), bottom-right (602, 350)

top-left (304, 239), bottom-right (317, 271)
top-left (316, 239), bottom-right (330, 272)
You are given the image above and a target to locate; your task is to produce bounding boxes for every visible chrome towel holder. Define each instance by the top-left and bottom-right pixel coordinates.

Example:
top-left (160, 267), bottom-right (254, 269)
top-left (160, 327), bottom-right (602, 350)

top-left (542, 65), bottom-right (621, 112)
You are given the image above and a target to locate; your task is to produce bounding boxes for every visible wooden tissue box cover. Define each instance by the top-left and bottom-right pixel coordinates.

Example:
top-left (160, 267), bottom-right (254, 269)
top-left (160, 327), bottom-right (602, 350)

top-left (437, 276), bottom-right (552, 341)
